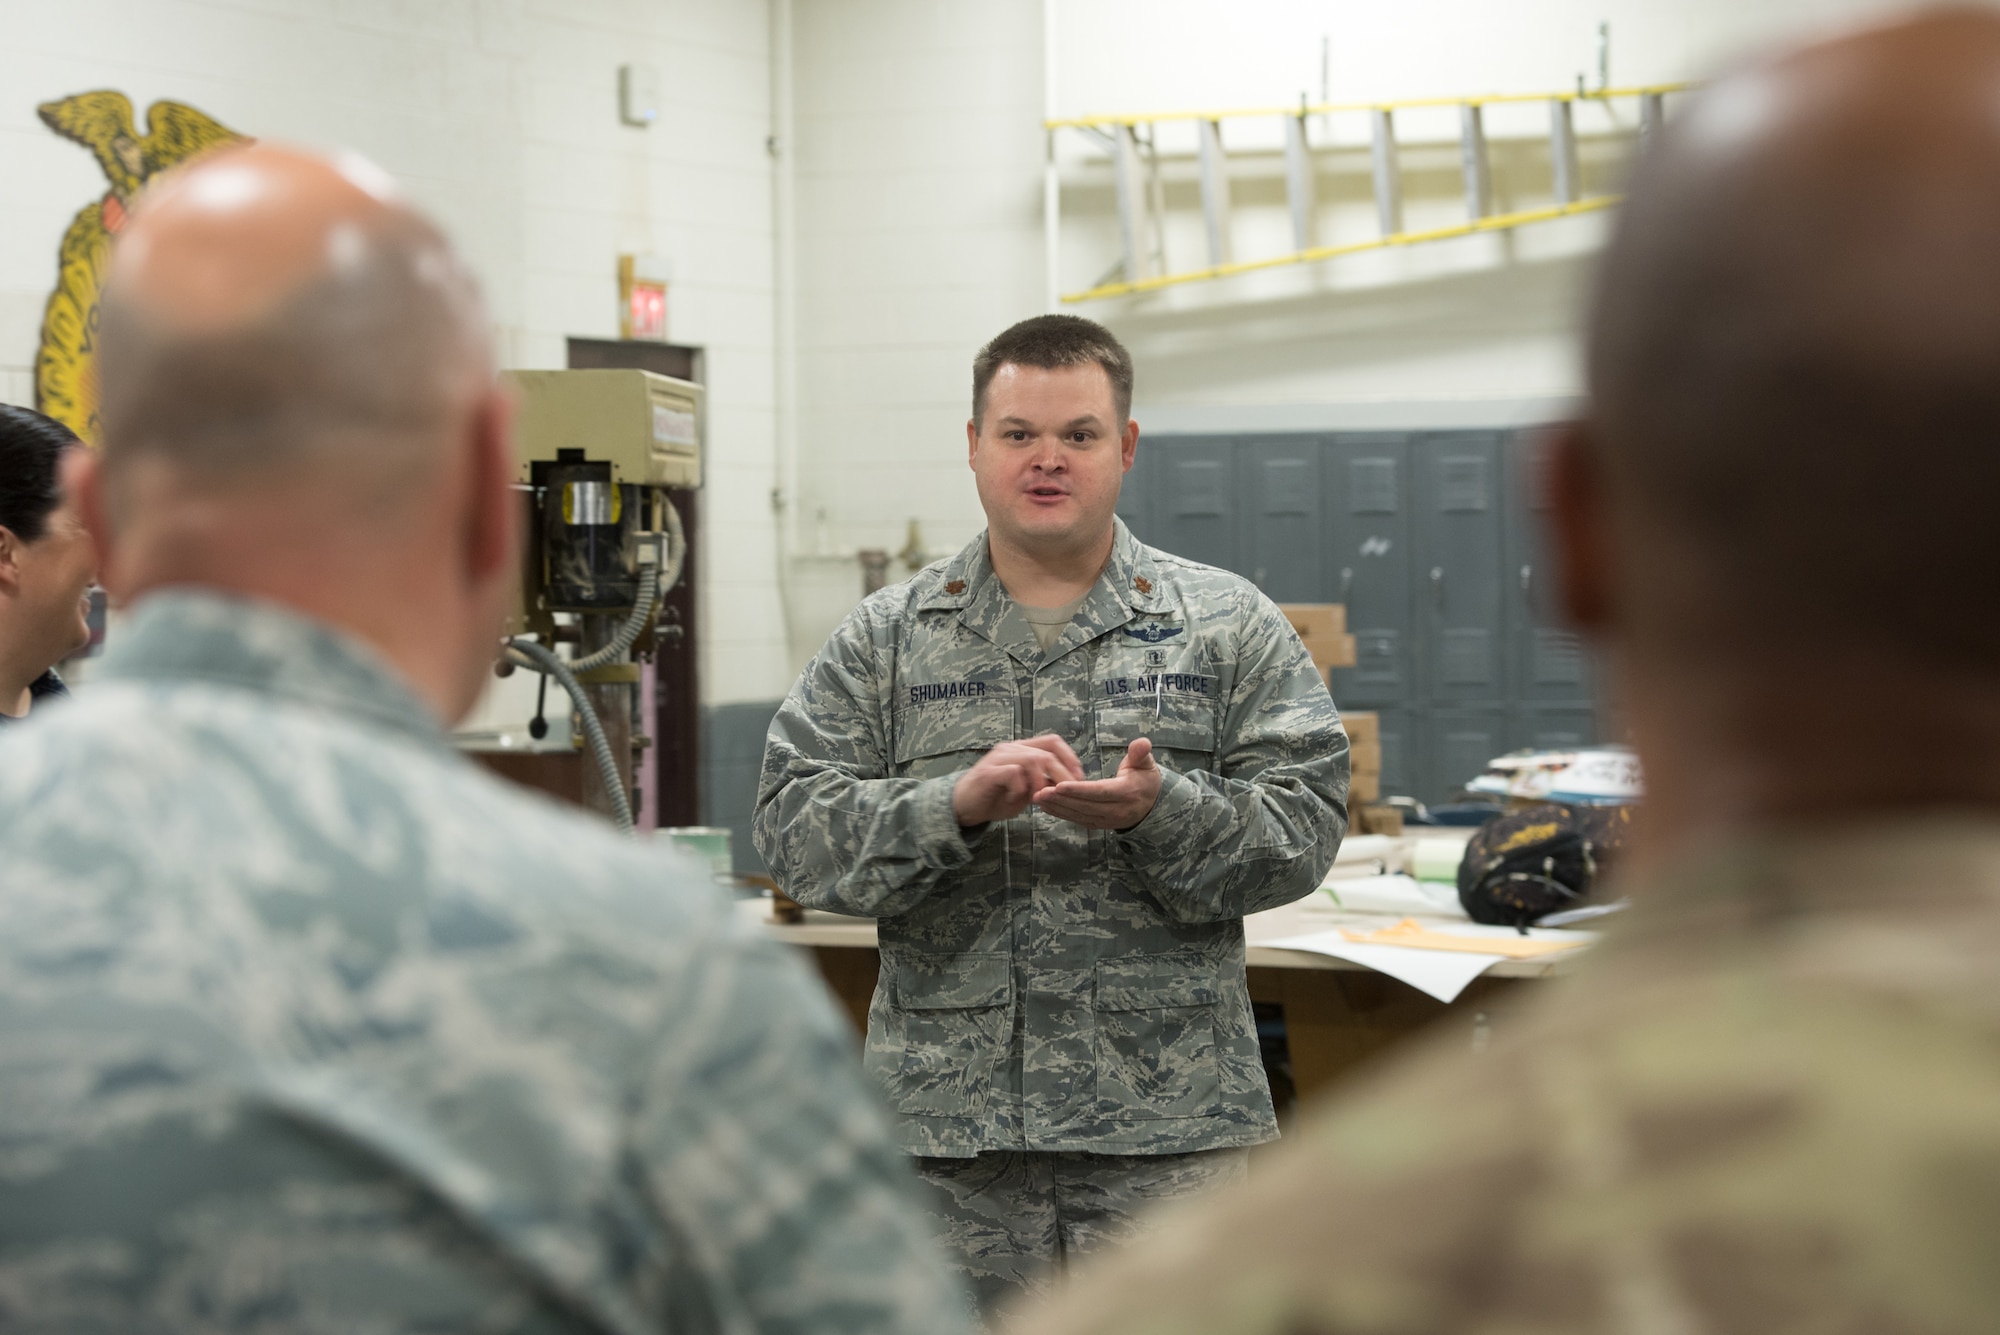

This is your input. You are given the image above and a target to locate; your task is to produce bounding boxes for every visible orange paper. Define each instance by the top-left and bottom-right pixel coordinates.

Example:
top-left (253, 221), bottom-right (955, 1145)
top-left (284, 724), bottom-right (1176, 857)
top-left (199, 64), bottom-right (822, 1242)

top-left (1339, 917), bottom-right (1588, 959)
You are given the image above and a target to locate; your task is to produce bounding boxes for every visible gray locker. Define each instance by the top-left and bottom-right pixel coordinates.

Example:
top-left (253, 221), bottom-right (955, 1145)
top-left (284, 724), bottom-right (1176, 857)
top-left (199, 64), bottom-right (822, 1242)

top-left (1509, 705), bottom-right (1598, 754)
top-left (1115, 442), bottom-right (1155, 543)
top-left (1372, 705), bottom-right (1415, 798)
top-left (1242, 435), bottom-right (1325, 602)
top-left (1503, 429), bottom-right (1597, 707)
top-left (1325, 434), bottom-right (1413, 709)
top-left (1414, 433), bottom-right (1507, 704)
top-left (1115, 427), bottom-right (1612, 807)
top-left (1152, 435), bottom-right (1238, 572)
top-left (1425, 707), bottom-right (1508, 802)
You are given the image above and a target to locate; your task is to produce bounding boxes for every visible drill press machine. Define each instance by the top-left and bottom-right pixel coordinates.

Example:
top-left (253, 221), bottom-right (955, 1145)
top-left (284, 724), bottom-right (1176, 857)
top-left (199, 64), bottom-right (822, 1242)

top-left (499, 368), bottom-right (702, 831)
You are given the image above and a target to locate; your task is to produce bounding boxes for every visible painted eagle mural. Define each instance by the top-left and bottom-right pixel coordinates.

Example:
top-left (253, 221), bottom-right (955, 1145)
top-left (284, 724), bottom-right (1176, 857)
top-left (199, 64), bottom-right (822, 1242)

top-left (35, 91), bottom-right (248, 442)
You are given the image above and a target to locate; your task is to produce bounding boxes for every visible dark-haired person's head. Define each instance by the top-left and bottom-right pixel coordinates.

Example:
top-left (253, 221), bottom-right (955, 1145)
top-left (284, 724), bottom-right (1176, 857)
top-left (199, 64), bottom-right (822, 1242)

top-left (0, 405), bottom-right (94, 718)
top-left (967, 315), bottom-right (1138, 566)
top-left (1548, 6), bottom-right (2000, 853)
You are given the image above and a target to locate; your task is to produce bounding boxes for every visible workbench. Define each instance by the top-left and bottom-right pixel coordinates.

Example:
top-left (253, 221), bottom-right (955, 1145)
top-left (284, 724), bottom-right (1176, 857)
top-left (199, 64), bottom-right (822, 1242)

top-left (747, 890), bottom-right (1583, 1108)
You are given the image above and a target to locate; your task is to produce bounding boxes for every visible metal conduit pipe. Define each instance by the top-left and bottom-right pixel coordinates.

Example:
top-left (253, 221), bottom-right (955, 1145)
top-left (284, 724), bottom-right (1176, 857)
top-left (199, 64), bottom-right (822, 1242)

top-left (504, 638), bottom-right (634, 833)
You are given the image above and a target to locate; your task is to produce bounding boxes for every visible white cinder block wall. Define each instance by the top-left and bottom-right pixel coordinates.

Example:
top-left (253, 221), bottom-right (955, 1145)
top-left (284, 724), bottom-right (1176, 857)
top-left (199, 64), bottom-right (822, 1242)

top-left (779, 0), bottom-right (1047, 669)
top-left (0, 0), bottom-right (790, 722)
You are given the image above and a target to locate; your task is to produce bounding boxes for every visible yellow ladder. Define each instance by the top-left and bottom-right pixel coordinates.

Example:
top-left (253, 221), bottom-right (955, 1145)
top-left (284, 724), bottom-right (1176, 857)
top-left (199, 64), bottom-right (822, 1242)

top-left (1045, 82), bottom-right (1692, 303)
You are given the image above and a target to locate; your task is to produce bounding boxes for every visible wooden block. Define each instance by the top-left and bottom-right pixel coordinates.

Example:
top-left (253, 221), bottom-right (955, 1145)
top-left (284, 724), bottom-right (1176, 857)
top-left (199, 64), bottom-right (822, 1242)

top-left (1341, 711), bottom-right (1381, 748)
top-left (1349, 738), bottom-right (1383, 772)
top-left (1351, 770), bottom-right (1381, 802)
top-left (1356, 803), bottom-right (1404, 836)
top-left (1279, 603), bottom-right (1347, 640)
top-left (1310, 637), bottom-right (1355, 669)
top-left (1312, 635), bottom-right (1360, 679)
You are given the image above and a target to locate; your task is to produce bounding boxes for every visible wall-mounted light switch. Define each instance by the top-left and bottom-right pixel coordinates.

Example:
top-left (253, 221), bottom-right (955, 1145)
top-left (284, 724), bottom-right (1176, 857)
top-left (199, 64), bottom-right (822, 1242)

top-left (619, 64), bottom-right (660, 127)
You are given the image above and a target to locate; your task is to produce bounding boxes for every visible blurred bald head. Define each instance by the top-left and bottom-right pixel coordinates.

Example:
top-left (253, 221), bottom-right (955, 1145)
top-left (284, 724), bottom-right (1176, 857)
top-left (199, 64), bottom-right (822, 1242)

top-left (1587, 7), bottom-right (2000, 670)
top-left (80, 144), bottom-right (517, 724)
top-left (97, 143), bottom-right (490, 512)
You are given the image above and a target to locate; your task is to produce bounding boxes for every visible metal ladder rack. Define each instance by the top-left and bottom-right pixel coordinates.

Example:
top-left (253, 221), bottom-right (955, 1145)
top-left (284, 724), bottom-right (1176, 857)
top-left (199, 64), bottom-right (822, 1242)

top-left (1045, 82), bottom-right (1690, 304)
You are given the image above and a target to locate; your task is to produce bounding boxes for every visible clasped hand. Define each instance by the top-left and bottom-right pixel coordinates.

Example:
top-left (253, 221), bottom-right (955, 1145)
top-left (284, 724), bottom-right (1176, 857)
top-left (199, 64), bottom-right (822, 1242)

top-left (951, 733), bottom-right (1163, 832)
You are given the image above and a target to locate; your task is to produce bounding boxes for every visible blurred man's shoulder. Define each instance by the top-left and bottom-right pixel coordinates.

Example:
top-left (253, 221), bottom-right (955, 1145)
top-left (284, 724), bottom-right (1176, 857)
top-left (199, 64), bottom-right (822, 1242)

top-left (0, 697), bottom-right (883, 1333)
top-left (1028, 907), bottom-right (2000, 1334)
top-left (1298, 938), bottom-right (2000, 1329)
top-left (0, 675), bottom-right (734, 950)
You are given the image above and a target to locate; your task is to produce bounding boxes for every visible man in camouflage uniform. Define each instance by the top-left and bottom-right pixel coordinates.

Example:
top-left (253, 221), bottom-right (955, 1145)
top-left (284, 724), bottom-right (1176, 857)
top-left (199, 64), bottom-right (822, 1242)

top-left (0, 144), bottom-right (968, 1335)
top-left (755, 315), bottom-right (1349, 1316)
top-left (1022, 13), bottom-right (2000, 1334)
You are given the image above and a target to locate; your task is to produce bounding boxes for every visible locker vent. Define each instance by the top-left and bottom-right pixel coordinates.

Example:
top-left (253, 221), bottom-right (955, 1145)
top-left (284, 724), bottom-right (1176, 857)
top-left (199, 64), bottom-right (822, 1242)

top-left (1439, 456), bottom-right (1489, 512)
top-left (1533, 629), bottom-right (1584, 685)
top-left (1349, 457), bottom-right (1398, 514)
top-left (1261, 459), bottom-right (1312, 515)
top-left (1356, 630), bottom-right (1401, 685)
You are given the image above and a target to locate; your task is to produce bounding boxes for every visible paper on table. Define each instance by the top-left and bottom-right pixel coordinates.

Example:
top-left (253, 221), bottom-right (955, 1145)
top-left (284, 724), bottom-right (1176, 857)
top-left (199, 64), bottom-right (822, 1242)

top-left (1262, 920), bottom-right (1597, 1003)
top-left (1329, 834), bottom-right (1405, 875)
top-left (1319, 873), bottom-right (1464, 918)
top-left (1262, 931), bottom-right (1504, 1002)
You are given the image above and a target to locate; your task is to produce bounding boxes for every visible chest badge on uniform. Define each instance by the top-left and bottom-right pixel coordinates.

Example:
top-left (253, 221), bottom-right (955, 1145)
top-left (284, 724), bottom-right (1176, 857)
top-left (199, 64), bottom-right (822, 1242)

top-left (1124, 622), bottom-right (1182, 643)
top-left (1145, 648), bottom-right (1167, 667)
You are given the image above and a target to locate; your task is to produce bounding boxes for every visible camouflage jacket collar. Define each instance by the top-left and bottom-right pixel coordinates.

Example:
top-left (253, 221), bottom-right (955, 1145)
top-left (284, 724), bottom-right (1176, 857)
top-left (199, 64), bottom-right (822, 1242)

top-left (918, 520), bottom-right (1174, 666)
top-left (99, 590), bottom-right (445, 747)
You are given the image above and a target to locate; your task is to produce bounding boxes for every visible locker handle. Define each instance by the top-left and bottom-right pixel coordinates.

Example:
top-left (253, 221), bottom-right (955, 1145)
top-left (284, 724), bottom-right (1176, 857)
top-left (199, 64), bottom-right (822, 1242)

top-left (1519, 564), bottom-right (1533, 600)
top-left (1430, 566), bottom-right (1445, 607)
top-left (1339, 567), bottom-right (1354, 602)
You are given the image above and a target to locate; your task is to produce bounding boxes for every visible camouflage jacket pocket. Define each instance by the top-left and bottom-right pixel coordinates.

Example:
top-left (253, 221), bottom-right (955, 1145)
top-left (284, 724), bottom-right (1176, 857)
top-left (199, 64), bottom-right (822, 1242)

top-left (892, 695), bottom-right (1014, 780)
top-left (1094, 695), bottom-right (1218, 774)
top-left (1094, 955), bottom-right (1222, 1121)
top-left (889, 951), bottom-right (1013, 1117)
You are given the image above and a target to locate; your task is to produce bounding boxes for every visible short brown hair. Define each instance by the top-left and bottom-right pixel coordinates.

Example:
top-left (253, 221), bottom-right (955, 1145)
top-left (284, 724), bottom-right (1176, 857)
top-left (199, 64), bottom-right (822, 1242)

top-left (972, 314), bottom-right (1134, 427)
